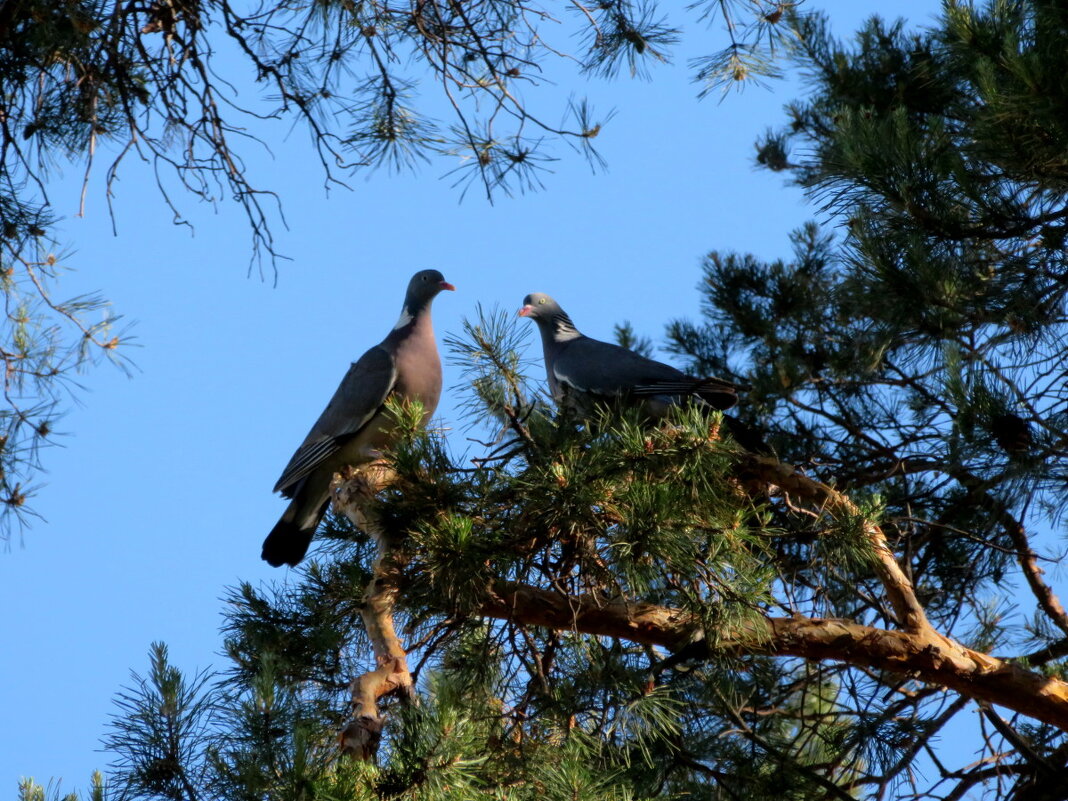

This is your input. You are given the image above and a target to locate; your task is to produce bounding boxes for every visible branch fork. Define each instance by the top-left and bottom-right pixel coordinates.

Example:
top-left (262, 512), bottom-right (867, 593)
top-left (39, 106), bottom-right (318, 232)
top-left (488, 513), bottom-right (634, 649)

top-left (333, 461), bottom-right (415, 760)
top-left (474, 453), bottom-right (1068, 730)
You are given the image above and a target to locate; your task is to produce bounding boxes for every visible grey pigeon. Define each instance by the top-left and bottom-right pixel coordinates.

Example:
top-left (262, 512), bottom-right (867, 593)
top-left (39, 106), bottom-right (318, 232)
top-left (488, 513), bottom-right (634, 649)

top-left (519, 292), bottom-right (739, 415)
top-left (519, 293), bottom-right (765, 449)
top-left (262, 270), bottom-right (454, 567)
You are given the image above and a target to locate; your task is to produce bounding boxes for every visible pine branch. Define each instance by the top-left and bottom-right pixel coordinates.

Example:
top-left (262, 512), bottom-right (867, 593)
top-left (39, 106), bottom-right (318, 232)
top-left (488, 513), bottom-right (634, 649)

top-left (946, 465), bottom-right (1068, 638)
top-left (333, 462), bottom-right (415, 761)
top-left (737, 453), bottom-right (931, 633)
top-left (475, 580), bottom-right (1068, 732)
top-left (828, 455), bottom-right (1068, 639)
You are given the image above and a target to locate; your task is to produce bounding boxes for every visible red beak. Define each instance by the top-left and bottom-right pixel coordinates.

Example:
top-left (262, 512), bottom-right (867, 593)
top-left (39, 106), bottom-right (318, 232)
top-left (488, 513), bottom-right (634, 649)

top-left (518, 305), bottom-right (533, 317)
top-left (440, 281), bottom-right (456, 291)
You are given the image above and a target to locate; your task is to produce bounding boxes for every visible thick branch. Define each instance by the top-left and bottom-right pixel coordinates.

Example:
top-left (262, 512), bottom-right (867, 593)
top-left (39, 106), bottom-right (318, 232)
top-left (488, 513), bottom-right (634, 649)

top-left (334, 463), bottom-right (414, 760)
top-left (477, 580), bottom-right (1068, 732)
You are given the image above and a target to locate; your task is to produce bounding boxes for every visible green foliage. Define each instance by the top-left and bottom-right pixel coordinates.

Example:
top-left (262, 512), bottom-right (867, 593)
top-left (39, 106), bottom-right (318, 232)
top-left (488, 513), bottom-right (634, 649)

top-left (444, 305), bottom-right (540, 431)
top-left (17, 773), bottom-right (101, 801)
top-left (87, 300), bottom-right (877, 800)
top-left (666, 3), bottom-right (1068, 794)
top-left (672, 0), bottom-right (1068, 635)
top-left (21, 3), bottom-right (1068, 801)
top-left (103, 644), bottom-right (218, 801)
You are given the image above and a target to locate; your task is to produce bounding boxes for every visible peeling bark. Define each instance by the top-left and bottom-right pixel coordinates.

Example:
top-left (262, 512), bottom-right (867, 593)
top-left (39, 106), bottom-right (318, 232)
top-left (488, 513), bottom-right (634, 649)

top-left (334, 462), bottom-right (415, 760)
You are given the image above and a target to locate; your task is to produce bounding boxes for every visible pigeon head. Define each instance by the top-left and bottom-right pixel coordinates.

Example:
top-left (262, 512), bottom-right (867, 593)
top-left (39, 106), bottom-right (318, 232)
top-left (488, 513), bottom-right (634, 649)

top-left (518, 292), bottom-right (560, 321)
top-left (519, 293), bottom-right (580, 341)
top-left (404, 269), bottom-right (455, 312)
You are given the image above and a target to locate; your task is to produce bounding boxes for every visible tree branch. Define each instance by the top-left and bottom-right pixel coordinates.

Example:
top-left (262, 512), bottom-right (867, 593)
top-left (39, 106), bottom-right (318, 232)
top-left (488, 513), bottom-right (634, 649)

top-left (334, 462), bottom-right (415, 760)
top-left (842, 456), bottom-right (1068, 638)
top-left (476, 580), bottom-right (1068, 732)
top-left (737, 453), bottom-right (931, 633)
top-left (947, 465), bottom-right (1068, 637)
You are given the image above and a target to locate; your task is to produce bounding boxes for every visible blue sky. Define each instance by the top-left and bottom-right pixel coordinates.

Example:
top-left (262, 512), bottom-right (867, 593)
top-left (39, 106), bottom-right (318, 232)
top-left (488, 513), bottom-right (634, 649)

top-left (0, 1), bottom-right (958, 792)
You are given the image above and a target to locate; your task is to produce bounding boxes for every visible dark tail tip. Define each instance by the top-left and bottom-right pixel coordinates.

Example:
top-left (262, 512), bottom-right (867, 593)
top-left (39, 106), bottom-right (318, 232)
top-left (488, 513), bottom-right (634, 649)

top-left (261, 518), bottom-right (314, 568)
top-left (696, 388), bottom-right (739, 411)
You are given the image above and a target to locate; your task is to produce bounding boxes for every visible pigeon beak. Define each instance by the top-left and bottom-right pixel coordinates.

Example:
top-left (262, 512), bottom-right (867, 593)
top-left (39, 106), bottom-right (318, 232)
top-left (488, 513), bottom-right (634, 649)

top-left (518, 305), bottom-right (533, 317)
top-left (440, 281), bottom-right (456, 291)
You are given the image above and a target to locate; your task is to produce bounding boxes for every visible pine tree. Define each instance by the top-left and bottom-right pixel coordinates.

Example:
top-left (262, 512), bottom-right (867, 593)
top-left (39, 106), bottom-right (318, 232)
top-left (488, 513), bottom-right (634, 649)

top-left (31, 2), bottom-right (1068, 800)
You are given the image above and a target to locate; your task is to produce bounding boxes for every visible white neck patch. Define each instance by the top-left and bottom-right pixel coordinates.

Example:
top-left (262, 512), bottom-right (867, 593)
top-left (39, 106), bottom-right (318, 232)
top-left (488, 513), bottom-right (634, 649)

top-left (553, 327), bottom-right (582, 343)
top-left (393, 308), bottom-right (414, 330)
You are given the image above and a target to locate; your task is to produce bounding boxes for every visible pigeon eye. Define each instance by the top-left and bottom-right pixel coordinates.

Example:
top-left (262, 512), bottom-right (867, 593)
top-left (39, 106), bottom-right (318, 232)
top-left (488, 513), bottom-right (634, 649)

top-left (538, 298), bottom-right (546, 305)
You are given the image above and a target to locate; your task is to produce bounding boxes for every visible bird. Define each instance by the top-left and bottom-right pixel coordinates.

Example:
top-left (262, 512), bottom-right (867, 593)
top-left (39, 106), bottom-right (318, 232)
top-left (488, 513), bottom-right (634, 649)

top-left (518, 292), bottom-right (763, 449)
top-left (261, 269), bottom-right (455, 567)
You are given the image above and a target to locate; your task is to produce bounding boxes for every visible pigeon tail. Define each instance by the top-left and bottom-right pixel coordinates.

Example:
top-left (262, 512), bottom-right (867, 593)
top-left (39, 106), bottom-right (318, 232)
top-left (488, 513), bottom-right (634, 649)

top-left (694, 386), bottom-right (739, 411)
top-left (631, 377), bottom-right (739, 411)
top-left (261, 498), bottom-right (329, 567)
